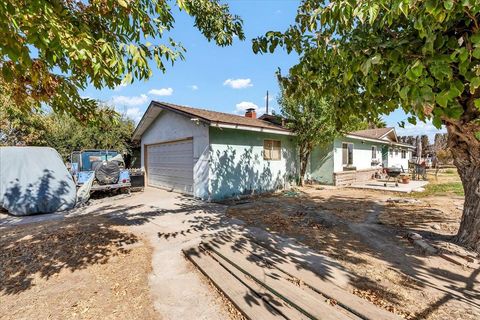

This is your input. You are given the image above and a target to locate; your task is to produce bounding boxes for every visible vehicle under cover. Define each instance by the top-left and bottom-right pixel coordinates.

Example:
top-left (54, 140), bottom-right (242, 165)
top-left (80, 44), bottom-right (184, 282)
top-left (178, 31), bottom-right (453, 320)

top-left (0, 147), bottom-right (77, 216)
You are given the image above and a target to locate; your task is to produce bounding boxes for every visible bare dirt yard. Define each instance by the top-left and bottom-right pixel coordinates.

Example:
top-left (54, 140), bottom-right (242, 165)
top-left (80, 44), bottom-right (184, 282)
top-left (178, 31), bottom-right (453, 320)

top-left (226, 171), bottom-right (480, 320)
top-left (0, 215), bottom-right (157, 320)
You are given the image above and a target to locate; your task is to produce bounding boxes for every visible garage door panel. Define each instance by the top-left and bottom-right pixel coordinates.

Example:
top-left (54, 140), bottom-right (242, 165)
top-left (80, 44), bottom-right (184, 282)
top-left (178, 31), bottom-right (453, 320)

top-left (146, 139), bottom-right (194, 194)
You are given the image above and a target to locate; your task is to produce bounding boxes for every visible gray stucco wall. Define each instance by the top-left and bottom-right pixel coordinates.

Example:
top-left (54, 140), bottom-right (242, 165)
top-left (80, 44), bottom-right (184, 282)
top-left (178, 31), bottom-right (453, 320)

top-left (140, 110), bottom-right (210, 198)
top-left (208, 127), bottom-right (297, 200)
top-left (309, 143), bottom-right (334, 185)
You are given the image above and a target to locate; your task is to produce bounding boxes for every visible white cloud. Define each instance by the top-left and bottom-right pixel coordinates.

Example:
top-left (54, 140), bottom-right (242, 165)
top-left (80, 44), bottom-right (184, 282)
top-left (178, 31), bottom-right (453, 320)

top-left (111, 94), bottom-right (148, 107)
top-left (234, 101), bottom-right (266, 115)
top-left (148, 87), bottom-right (174, 96)
top-left (190, 85), bottom-right (199, 90)
top-left (114, 83), bottom-right (128, 91)
top-left (223, 78), bottom-right (253, 89)
top-left (125, 107), bottom-right (144, 123)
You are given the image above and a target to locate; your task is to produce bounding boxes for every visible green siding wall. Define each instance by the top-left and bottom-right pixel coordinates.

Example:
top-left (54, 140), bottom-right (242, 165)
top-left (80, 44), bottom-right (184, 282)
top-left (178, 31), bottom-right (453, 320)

top-left (208, 127), bottom-right (297, 200)
top-left (309, 143), bottom-right (334, 184)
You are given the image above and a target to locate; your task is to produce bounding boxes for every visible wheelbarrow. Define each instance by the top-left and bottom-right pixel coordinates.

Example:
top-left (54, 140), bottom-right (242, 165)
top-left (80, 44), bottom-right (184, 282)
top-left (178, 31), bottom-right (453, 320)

top-left (384, 167), bottom-right (401, 187)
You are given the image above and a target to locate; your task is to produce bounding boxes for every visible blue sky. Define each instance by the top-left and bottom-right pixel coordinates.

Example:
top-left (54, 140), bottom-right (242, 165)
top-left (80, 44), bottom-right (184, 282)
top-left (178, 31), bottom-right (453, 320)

top-left (82, 0), bottom-right (445, 142)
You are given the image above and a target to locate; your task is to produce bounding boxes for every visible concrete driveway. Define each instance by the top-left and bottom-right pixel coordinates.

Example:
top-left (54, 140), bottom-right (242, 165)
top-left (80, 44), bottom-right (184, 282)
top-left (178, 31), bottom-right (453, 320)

top-left (1, 188), bottom-right (241, 319)
top-left (88, 188), bottom-right (242, 320)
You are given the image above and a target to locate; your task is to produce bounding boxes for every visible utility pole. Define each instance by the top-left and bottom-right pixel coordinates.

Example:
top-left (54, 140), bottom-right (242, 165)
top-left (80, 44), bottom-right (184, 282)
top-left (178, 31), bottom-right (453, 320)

top-left (266, 90), bottom-right (269, 115)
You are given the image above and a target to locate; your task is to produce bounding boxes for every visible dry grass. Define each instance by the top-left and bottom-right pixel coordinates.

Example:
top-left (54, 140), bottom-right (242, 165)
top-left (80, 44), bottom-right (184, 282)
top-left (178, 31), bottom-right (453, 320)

top-left (0, 216), bottom-right (158, 320)
top-left (226, 177), bottom-right (480, 320)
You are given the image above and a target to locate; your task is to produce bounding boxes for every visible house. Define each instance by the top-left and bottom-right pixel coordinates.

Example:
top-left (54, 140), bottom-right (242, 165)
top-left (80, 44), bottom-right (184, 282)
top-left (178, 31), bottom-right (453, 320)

top-left (309, 127), bottom-right (414, 186)
top-left (132, 101), bottom-right (414, 200)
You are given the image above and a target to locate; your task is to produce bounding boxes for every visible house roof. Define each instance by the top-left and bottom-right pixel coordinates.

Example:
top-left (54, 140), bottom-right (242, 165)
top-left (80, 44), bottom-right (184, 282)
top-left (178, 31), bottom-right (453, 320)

top-left (132, 101), bottom-right (414, 149)
top-left (132, 101), bottom-right (289, 140)
top-left (349, 127), bottom-right (394, 140)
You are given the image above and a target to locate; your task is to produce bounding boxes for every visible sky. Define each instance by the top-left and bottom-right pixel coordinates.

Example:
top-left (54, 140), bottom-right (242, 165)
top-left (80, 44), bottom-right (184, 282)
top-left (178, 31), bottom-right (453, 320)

top-left (82, 0), bottom-right (445, 142)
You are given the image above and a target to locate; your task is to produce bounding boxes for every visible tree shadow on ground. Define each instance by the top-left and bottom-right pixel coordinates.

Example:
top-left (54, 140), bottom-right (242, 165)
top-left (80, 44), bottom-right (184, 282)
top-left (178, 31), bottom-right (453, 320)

top-left (224, 192), bottom-right (480, 318)
top-left (0, 216), bottom-right (137, 295)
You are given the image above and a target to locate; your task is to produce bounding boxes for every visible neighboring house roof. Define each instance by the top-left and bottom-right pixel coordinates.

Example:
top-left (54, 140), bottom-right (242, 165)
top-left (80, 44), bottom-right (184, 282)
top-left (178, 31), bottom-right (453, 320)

top-left (347, 127), bottom-right (413, 149)
top-left (349, 127), bottom-right (394, 140)
top-left (132, 101), bottom-right (290, 141)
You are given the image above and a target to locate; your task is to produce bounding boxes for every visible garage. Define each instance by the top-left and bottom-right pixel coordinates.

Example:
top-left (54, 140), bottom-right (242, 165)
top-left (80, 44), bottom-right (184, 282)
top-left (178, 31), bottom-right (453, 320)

top-left (146, 139), bottom-right (194, 194)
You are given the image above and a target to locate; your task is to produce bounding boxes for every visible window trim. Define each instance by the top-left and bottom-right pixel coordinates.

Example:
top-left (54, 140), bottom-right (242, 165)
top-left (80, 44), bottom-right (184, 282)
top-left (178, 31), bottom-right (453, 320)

top-left (263, 139), bottom-right (282, 161)
top-left (342, 142), bottom-right (354, 166)
top-left (401, 149), bottom-right (407, 159)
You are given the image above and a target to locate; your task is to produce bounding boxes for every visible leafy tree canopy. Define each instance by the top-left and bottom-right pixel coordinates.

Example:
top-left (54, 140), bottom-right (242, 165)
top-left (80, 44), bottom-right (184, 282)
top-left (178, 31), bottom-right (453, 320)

top-left (278, 72), bottom-right (382, 185)
top-left (1, 83), bottom-right (135, 158)
top-left (0, 0), bottom-right (244, 121)
top-left (254, 0), bottom-right (479, 144)
top-left (254, 0), bottom-right (480, 251)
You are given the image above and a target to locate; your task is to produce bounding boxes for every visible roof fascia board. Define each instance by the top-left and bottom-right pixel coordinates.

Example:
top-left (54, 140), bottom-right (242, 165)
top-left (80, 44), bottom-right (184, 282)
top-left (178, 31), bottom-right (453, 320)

top-left (132, 102), bottom-right (157, 140)
top-left (211, 122), bottom-right (294, 136)
top-left (345, 134), bottom-right (414, 149)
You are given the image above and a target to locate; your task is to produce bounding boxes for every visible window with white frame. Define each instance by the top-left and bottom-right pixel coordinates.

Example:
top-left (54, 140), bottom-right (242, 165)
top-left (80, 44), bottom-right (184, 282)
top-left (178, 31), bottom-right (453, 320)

top-left (389, 148), bottom-right (393, 156)
top-left (342, 142), bottom-right (354, 166)
top-left (263, 140), bottom-right (281, 160)
top-left (371, 146), bottom-right (377, 159)
top-left (401, 149), bottom-right (407, 159)
top-left (395, 148), bottom-right (399, 156)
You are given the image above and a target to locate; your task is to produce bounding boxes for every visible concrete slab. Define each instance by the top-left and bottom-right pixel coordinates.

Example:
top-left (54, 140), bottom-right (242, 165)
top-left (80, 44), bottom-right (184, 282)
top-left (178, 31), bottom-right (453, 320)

top-left (348, 180), bottom-right (429, 193)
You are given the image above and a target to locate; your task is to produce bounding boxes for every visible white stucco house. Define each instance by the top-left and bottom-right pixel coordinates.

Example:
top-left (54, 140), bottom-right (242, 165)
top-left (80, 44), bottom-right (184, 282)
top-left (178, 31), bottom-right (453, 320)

top-left (132, 101), bottom-right (414, 200)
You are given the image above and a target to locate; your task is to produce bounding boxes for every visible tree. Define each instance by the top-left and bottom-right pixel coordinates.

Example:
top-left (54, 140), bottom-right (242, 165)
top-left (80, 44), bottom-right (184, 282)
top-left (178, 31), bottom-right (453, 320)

top-left (44, 108), bottom-right (135, 159)
top-left (279, 91), bottom-right (337, 186)
top-left (254, 1), bottom-right (480, 251)
top-left (420, 135), bottom-right (430, 157)
top-left (0, 0), bottom-right (244, 120)
top-left (278, 76), bottom-right (371, 186)
top-left (366, 117), bottom-right (387, 129)
top-left (0, 81), bottom-right (49, 146)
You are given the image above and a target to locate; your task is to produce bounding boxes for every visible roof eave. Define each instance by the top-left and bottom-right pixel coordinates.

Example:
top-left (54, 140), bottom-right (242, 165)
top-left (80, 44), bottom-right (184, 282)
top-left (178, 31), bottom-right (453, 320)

top-left (211, 122), bottom-right (293, 136)
top-left (345, 134), bottom-right (415, 149)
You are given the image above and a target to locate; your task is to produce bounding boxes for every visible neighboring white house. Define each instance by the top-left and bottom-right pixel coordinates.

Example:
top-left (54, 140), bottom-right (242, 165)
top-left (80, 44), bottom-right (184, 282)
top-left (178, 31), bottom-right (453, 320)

top-left (310, 128), bottom-right (414, 185)
top-left (133, 101), bottom-right (415, 199)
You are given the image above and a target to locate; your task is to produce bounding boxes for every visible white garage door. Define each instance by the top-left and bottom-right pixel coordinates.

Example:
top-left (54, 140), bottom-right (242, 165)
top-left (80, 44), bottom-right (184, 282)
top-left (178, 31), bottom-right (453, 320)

top-left (146, 139), bottom-right (194, 194)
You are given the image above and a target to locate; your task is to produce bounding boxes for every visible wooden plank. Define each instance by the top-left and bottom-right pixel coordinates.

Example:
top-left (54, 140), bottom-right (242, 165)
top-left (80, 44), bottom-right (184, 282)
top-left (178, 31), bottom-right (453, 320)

top-left (203, 244), bottom-right (311, 320)
top-left (207, 235), bottom-right (401, 320)
top-left (182, 246), bottom-right (286, 320)
top-left (203, 243), bottom-right (353, 320)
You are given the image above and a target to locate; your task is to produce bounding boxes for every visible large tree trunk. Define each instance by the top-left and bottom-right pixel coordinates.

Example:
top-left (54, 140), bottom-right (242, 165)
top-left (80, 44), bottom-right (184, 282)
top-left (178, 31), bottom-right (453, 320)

top-left (446, 120), bottom-right (480, 252)
top-left (298, 146), bottom-right (310, 187)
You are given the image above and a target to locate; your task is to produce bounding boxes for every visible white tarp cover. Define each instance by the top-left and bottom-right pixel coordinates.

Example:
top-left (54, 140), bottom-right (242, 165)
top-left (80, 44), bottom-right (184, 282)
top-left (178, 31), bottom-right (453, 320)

top-left (0, 146), bottom-right (77, 216)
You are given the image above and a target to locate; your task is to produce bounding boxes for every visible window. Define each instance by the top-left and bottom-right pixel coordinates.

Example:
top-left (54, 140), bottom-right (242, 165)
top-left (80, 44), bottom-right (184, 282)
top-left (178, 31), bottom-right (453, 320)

top-left (371, 146), bottom-right (377, 159)
top-left (342, 142), bottom-right (354, 166)
top-left (401, 149), bottom-right (407, 159)
top-left (264, 140), bottom-right (281, 160)
top-left (395, 148), bottom-right (399, 156)
top-left (389, 148), bottom-right (393, 156)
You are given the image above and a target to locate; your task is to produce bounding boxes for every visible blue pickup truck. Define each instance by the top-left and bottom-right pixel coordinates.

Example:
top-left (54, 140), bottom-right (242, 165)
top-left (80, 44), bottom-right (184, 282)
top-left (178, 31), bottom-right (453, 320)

top-left (70, 149), bottom-right (131, 192)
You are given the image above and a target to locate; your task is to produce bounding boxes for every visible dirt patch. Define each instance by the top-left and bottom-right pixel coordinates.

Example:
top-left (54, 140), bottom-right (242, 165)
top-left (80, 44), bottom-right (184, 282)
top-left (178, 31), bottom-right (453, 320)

top-left (226, 184), bottom-right (480, 320)
top-left (0, 215), bottom-right (158, 319)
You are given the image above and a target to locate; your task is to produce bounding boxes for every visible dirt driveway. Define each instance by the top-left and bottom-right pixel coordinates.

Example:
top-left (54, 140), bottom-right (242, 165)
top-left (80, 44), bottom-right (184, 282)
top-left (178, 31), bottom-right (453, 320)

top-left (0, 188), bottom-right (240, 320)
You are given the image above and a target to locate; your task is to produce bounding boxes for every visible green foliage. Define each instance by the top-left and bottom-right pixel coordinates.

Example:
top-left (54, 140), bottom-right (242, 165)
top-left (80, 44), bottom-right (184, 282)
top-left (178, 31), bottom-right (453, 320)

top-left (44, 109), bottom-right (135, 159)
top-left (0, 0), bottom-right (244, 120)
top-left (254, 0), bottom-right (480, 139)
top-left (1, 85), bottom-right (135, 158)
top-left (278, 73), bottom-right (373, 183)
